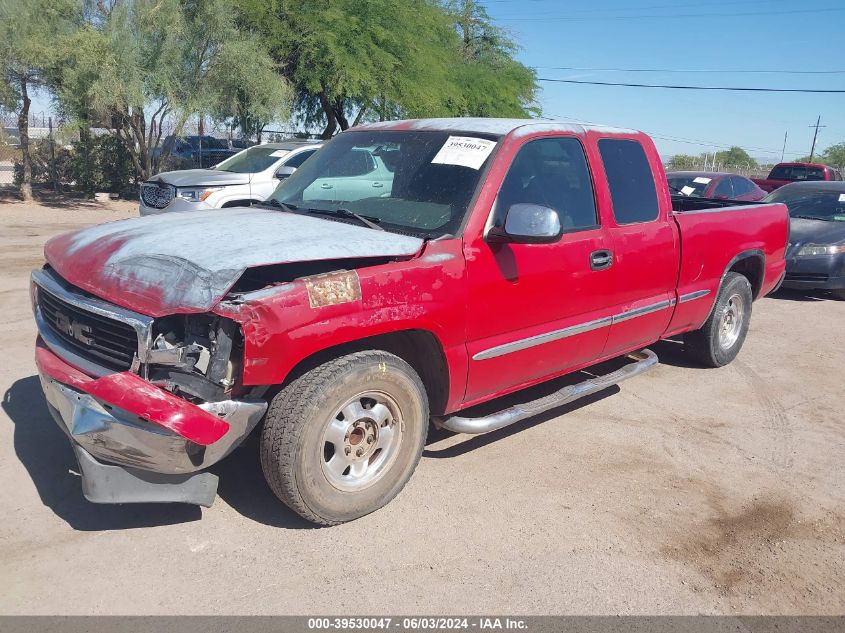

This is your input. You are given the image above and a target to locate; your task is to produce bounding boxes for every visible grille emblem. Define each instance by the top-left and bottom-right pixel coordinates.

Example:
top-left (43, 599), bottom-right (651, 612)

top-left (54, 311), bottom-right (95, 345)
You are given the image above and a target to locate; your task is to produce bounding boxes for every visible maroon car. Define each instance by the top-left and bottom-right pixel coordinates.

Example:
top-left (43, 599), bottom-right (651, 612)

top-left (667, 171), bottom-right (768, 202)
top-left (752, 162), bottom-right (843, 193)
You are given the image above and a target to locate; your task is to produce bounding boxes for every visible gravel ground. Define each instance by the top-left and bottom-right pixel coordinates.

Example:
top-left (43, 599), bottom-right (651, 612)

top-left (0, 198), bottom-right (843, 615)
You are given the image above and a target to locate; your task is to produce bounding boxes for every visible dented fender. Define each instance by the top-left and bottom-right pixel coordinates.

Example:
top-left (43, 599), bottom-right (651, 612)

top-left (214, 239), bottom-right (470, 408)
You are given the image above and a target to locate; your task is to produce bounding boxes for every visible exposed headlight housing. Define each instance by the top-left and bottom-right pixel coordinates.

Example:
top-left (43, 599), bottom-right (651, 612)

top-left (176, 186), bottom-right (223, 202)
top-left (797, 244), bottom-right (845, 256)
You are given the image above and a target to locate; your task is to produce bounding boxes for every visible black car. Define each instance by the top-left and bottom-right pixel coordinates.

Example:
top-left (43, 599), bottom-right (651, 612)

top-left (764, 181), bottom-right (845, 298)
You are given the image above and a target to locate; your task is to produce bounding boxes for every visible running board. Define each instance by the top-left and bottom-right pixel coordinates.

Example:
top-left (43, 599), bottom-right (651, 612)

top-left (434, 349), bottom-right (658, 435)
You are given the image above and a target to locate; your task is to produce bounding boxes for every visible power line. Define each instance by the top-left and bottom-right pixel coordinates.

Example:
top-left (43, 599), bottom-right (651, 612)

top-left (537, 78), bottom-right (845, 94)
top-left (499, 6), bottom-right (845, 21)
top-left (548, 113), bottom-right (808, 156)
top-left (490, 0), bottom-right (789, 14)
top-left (534, 65), bottom-right (845, 75)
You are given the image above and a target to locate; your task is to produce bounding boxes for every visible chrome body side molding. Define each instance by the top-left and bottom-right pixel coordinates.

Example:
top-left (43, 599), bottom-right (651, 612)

top-left (473, 315), bottom-right (613, 361)
top-left (678, 289), bottom-right (711, 303)
top-left (472, 297), bottom-right (676, 361)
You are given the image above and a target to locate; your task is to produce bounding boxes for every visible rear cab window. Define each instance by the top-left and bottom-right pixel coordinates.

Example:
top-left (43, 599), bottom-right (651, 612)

top-left (770, 165), bottom-right (826, 181)
top-left (598, 138), bottom-right (659, 224)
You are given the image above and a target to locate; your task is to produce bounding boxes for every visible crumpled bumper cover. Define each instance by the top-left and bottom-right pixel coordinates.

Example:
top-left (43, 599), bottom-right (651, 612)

top-left (36, 338), bottom-right (267, 505)
top-left (36, 338), bottom-right (231, 445)
top-left (73, 444), bottom-right (219, 507)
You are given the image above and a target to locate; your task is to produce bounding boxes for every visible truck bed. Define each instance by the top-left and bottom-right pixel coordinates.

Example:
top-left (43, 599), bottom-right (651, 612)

top-left (671, 194), bottom-right (762, 213)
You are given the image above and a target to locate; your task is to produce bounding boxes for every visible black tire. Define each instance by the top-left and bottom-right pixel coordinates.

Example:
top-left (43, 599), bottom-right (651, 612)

top-left (831, 288), bottom-right (845, 301)
top-left (260, 350), bottom-right (429, 525)
top-left (684, 272), bottom-right (753, 368)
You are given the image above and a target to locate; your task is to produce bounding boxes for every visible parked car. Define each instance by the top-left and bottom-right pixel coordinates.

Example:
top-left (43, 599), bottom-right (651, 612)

top-left (139, 140), bottom-right (322, 216)
top-left (667, 171), bottom-right (767, 201)
top-left (763, 181), bottom-right (845, 298)
top-left (752, 162), bottom-right (843, 193)
top-left (154, 135), bottom-right (238, 168)
top-left (32, 118), bottom-right (788, 524)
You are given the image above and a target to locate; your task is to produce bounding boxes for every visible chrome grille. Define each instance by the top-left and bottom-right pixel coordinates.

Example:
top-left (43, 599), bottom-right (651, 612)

top-left (140, 182), bottom-right (175, 209)
top-left (37, 286), bottom-right (138, 371)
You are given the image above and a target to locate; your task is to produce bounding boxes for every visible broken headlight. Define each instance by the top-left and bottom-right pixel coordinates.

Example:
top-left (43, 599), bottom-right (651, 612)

top-left (146, 315), bottom-right (242, 402)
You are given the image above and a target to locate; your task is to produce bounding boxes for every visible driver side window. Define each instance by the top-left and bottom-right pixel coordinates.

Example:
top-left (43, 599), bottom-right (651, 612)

top-left (493, 137), bottom-right (598, 232)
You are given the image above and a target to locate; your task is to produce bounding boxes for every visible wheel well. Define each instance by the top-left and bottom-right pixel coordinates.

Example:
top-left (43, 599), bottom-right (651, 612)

top-left (222, 199), bottom-right (259, 208)
top-left (728, 255), bottom-right (764, 298)
top-left (280, 330), bottom-right (450, 415)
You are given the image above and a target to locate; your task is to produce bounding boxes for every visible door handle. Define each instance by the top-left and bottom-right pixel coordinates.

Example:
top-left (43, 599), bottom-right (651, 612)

top-left (320, 183), bottom-right (333, 189)
top-left (590, 250), bottom-right (613, 271)
top-left (372, 182), bottom-right (384, 188)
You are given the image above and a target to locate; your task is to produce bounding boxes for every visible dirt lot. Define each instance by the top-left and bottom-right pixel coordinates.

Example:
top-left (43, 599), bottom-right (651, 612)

top-left (0, 196), bottom-right (843, 615)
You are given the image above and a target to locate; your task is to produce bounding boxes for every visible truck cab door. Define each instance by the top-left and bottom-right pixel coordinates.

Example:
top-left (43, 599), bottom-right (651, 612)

top-left (463, 135), bottom-right (616, 404)
top-left (594, 138), bottom-right (679, 356)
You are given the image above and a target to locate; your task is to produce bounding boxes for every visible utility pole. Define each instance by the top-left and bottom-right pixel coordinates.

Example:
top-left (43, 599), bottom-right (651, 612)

top-left (781, 131), bottom-right (788, 163)
top-left (808, 115), bottom-right (826, 161)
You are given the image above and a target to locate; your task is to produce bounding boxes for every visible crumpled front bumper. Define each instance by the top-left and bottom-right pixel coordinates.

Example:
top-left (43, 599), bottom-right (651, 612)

top-left (36, 339), bottom-right (267, 505)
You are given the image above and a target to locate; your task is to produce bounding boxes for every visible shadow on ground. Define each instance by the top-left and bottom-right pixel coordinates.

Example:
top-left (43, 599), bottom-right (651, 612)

top-left (5, 346), bottom-right (681, 530)
top-left (768, 288), bottom-right (840, 303)
top-left (2, 375), bottom-right (202, 530)
top-left (0, 187), bottom-right (119, 210)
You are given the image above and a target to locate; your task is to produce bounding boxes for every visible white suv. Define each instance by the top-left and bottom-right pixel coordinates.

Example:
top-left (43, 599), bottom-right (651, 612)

top-left (139, 140), bottom-right (322, 216)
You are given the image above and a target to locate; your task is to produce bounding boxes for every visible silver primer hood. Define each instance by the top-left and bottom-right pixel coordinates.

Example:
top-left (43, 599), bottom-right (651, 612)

top-left (45, 207), bottom-right (424, 316)
top-left (148, 169), bottom-right (250, 187)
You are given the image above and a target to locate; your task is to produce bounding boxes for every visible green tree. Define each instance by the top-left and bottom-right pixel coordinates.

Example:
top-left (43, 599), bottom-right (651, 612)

top-left (0, 0), bottom-right (80, 200)
top-left (821, 142), bottom-right (845, 168)
top-left (59, 0), bottom-right (291, 180)
top-left (237, 0), bottom-right (538, 138)
top-left (667, 154), bottom-right (699, 170)
top-left (447, 0), bottom-right (539, 118)
top-left (714, 146), bottom-right (757, 169)
top-left (238, 0), bottom-right (460, 138)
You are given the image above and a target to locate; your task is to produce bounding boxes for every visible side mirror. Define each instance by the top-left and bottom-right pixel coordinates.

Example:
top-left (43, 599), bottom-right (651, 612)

top-left (275, 165), bottom-right (297, 180)
top-left (488, 203), bottom-right (562, 244)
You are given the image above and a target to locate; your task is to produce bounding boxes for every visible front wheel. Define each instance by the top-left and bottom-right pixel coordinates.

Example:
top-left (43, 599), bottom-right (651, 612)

top-left (260, 350), bottom-right (429, 525)
top-left (684, 272), bottom-right (753, 368)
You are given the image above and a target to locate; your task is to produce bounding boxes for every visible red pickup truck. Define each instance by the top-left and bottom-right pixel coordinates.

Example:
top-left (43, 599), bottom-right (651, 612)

top-left (32, 118), bottom-right (788, 525)
top-left (752, 161), bottom-right (843, 193)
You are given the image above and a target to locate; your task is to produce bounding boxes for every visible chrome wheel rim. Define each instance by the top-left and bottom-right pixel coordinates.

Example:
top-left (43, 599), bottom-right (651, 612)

top-left (718, 293), bottom-right (745, 349)
top-left (320, 391), bottom-right (403, 492)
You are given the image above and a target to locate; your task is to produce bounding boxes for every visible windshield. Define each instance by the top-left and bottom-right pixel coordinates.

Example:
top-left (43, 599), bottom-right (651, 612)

top-left (769, 165), bottom-right (825, 181)
top-left (216, 146), bottom-right (288, 173)
top-left (667, 175), bottom-right (712, 197)
top-left (764, 188), bottom-right (845, 221)
top-left (266, 130), bottom-right (498, 237)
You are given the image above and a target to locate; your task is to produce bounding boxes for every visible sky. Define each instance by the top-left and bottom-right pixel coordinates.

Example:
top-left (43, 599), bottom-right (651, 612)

top-left (481, 0), bottom-right (845, 162)
top-left (23, 0), bottom-right (844, 163)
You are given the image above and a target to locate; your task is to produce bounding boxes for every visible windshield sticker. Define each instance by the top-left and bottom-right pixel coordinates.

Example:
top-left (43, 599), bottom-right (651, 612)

top-left (693, 177), bottom-right (712, 184)
top-left (270, 150), bottom-right (289, 158)
top-left (680, 186), bottom-right (696, 196)
top-left (431, 136), bottom-right (497, 170)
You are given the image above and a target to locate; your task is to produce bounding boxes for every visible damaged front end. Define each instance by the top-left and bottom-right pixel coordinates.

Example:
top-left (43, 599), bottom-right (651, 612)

top-left (31, 266), bottom-right (267, 507)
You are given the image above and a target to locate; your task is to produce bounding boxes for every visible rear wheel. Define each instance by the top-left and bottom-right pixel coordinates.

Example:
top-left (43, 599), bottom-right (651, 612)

top-left (831, 289), bottom-right (845, 301)
top-left (684, 272), bottom-right (753, 368)
top-left (260, 350), bottom-right (428, 525)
